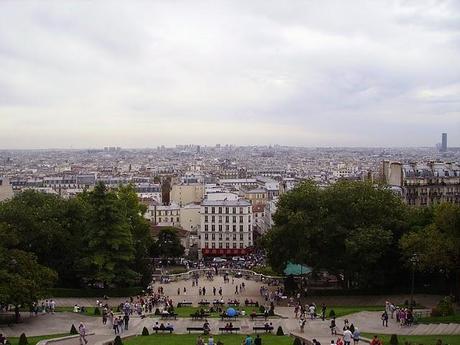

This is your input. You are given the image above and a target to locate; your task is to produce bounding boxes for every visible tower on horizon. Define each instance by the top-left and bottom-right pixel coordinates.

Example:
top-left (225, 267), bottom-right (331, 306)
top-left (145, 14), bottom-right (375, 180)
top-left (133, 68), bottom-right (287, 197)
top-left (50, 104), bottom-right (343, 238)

top-left (441, 132), bottom-right (448, 152)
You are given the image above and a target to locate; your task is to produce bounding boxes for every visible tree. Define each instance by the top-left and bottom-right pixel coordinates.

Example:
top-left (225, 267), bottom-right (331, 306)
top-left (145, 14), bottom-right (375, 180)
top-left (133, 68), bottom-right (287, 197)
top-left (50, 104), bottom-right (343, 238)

top-left (77, 183), bottom-right (139, 287)
top-left (151, 227), bottom-right (184, 258)
top-left (265, 180), bottom-right (407, 288)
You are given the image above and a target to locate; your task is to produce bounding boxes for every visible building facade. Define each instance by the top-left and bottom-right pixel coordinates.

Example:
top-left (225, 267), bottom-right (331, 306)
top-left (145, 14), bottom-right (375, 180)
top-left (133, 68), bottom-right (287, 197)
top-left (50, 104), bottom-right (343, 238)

top-left (199, 199), bottom-right (253, 257)
top-left (170, 183), bottom-right (204, 207)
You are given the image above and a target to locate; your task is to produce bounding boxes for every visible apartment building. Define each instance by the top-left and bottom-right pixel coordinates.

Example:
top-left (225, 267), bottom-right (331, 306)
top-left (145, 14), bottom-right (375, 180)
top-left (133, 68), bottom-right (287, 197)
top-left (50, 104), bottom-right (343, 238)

top-left (199, 199), bottom-right (253, 257)
top-left (170, 183), bottom-right (204, 206)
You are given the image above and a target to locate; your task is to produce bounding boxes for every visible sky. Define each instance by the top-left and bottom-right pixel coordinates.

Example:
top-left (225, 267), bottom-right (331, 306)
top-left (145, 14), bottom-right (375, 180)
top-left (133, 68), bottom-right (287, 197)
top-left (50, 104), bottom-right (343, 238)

top-left (0, 0), bottom-right (459, 148)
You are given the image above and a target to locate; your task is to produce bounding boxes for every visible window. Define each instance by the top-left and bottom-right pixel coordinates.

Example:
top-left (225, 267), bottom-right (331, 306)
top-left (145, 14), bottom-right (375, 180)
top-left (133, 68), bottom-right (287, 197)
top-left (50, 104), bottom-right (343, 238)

top-left (248, 225), bottom-right (251, 231)
top-left (212, 242), bottom-right (215, 248)
top-left (225, 225), bottom-right (229, 231)
top-left (218, 207), bottom-right (222, 213)
top-left (205, 242), bottom-right (209, 248)
top-left (212, 233), bottom-right (215, 240)
top-left (170, 217), bottom-right (173, 223)
top-left (233, 243), bottom-right (237, 248)
top-left (233, 225), bottom-right (236, 232)
top-left (225, 216), bottom-right (229, 222)
top-left (158, 217), bottom-right (162, 222)
top-left (219, 233), bottom-right (223, 240)
top-left (239, 225), bottom-right (243, 231)
top-left (218, 216), bottom-right (222, 223)
top-left (205, 233), bottom-right (208, 240)
top-left (239, 243), bottom-right (244, 248)
top-left (205, 224), bottom-right (208, 231)
top-left (211, 207), bottom-right (215, 214)
top-left (205, 215), bottom-right (208, 222)
top-left (233, 234), bottom-right (236, 240)
top-left (240, 233), bottom-right (244, 240)
top-left (205, 207), bottom-right (208, 213)
top-left (226, 234), bottom-right (229, 240)
top-left (219, 225), bottom-right (222, 231)
top-left (226, 243), bottom-right (230, 249)
top-left (219, 242), bottom-right (223, 249)
top-left (211, 225), bottom-right (215, 231)
top-left (211, 215), bottom-right (215, 222)
top-left (232, 207), bottom-right (236, 213)
top-left (232, 216), bottom-right (236, 222)
top-left (239, 216), bottom-right (243, 222)
top-left (225, 207), bottom-right (229, 214)
top-left (176, 217), bottom-right (179, 222)
top-left (239, 207), bottom-right (243, 214)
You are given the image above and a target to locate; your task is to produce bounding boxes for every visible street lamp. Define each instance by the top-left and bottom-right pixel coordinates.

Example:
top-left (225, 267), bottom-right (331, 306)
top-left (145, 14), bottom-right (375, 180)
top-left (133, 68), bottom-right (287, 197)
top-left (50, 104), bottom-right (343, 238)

top-left (410, 254), bottom-right (419, 308)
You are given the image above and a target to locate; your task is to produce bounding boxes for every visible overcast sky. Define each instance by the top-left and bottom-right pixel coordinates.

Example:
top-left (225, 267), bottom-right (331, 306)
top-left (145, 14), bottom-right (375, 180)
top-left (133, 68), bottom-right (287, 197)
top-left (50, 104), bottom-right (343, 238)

top-left (0, 0), bottom-right (459, 148)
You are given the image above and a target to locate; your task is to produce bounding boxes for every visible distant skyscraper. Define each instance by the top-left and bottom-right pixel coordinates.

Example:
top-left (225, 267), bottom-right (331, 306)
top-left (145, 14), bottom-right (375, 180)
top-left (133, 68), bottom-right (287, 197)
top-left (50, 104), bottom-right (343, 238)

top-left (441, 133), bottom-right (448, 152)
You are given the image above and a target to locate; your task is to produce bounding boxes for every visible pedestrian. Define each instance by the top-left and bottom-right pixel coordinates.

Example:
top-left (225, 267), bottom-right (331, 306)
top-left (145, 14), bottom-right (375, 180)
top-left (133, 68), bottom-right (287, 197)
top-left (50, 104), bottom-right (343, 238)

top-left (330, 317), bottom-right (337, 335)
top-left (124, 313), bottom-right (129, 330)
top-left (78, 323), bottom-right (88, 345)
top-left (353, 327), bottom-right (360, 345)
top-left (244, 335), bottom-right (253, 345)
top-left (254, 334), bottom-right (262, 345)
top-left (321, 303), bottom-right (326, 321)
top-left (381, 311), bottom-right (388, 327)
top-left (113, 317), bottom-right (119, 334)
top-left (343, 328), bottom-right (353, 345)
top-left (299, 317), bottom-right (306, 333)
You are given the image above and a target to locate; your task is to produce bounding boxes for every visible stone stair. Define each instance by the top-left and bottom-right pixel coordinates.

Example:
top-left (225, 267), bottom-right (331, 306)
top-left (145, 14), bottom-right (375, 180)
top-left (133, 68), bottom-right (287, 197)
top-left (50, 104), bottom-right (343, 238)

top-left (407, 323), bottom-right (460, 335)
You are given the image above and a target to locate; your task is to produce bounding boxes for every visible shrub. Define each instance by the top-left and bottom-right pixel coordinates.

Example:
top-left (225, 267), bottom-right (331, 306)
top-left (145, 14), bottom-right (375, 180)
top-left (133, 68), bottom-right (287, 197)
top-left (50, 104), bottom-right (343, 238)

top-left (329, 309), bottom-right (336, 318)
top-left (70, 324), bottom-right (78, 335)
top-left (390, 334), bottom-right (399, 345)
top-left (114, 336), bottom-right (123, 345)
top-left (437, 297), bottom-right (454, 316)
top-left (94, 307), bottom-right (101, 315)
top-left (154, 308), bottom-right (161, 315)
top-left (18, 333), bottom-right (28, 345)
top-left (141, 327), bottom-right (149, 336)
top-left (276, 326), bottom-right (284, 336)
top-left (259, 305), bottom-right (265, 313)
top-left (430, 307), bottom-right (441, 317)
top-left (293, 338), bottom-right (302, 345)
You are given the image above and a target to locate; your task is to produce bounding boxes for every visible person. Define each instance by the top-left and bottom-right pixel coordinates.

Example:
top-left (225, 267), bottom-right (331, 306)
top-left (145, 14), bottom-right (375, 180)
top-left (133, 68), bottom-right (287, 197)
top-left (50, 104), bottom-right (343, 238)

top-left (254, 334), bottom-right (262, 345)
top-left (196, 336), bottom-right (204, 345)
top-left (349, 324), bottom-right (355, 334)
top-left (78, 323), bottom-right (88, 345)
top-left (299, 316), bottom-right (306, 333)
top-left (353, 327), bottom-right (360, 345)
top-left (203, 320), bottom-right (210, 335)
top-left (370, 335), bottom-right (381, 345)
top-left (336, 338), bottom-right (344, 345)
top-left (113, 317), bottom-right (119, 334)
top-left (313, 339), bottom-right (321, 345)
top-left (208, 335), bottom-right (214, 345)
top-left (381, 311), bottom-right (389, 327)
top-left (343, 328), bottom-right (353, 345)
top-left (330, 317), bottom-right (337, 335)
top-left (124, 313), bottom-right (129, 330)
top-left (0, 334), bottom-right (7, 345)
top-left (321, 303), bottom-right (327, 321)
top-left (244, 335), bottom-right (253, 345)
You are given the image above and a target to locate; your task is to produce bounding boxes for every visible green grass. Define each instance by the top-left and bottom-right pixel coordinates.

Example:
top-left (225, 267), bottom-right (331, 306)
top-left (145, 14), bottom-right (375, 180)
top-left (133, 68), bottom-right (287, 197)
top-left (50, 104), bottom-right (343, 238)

top-left (54, 306), bottom-right (102, 317)
top-left (7, 334), bottom-right (69, 345)
top-left (160, 306), bottom-right (268, 318)
top-left (327, 306), bottom-right (385, 318)
top-left (124, 334), bottom-right (292, 345)
top-left (418, 314), bottom-right (460, 324)
top-left (362, 333), bottom-right (460, 345)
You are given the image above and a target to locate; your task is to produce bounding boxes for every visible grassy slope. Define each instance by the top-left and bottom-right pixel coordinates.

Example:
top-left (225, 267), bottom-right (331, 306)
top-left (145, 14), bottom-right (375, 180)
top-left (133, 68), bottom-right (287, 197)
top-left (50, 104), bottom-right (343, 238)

top-left (362, 333), bottom-right (460, 345)
top-left (8, 334), bottom-right (69, 345)
top-left (418, 314), bottom-right (460, 324)
top-left (125, 334), bottom-right (292, 345)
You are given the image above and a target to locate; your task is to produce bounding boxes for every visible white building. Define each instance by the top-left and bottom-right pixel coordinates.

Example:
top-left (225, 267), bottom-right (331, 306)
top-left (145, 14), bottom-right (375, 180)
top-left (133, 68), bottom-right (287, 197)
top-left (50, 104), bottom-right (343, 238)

top-left (199, 199), bottom-right (253, 257)
top-left (0, 177), bottom-right (14, 202)
top-left (147, 203), bottom-right (181, 227)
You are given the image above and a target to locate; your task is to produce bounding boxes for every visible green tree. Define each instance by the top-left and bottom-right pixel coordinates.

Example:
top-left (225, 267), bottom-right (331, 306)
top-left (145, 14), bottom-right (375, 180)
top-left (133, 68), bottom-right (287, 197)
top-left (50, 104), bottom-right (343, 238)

top-left (265, 180), bottom-right (407, 288)
top-left (78, 183), bottom-right (139, 287)
top-left (151, 227), bottom-right (185, 258)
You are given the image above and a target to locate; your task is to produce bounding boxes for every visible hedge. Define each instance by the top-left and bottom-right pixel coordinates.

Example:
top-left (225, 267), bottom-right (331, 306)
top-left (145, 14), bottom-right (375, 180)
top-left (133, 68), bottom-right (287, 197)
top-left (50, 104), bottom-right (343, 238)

top-left (47, 287), bottom-right (143, 298)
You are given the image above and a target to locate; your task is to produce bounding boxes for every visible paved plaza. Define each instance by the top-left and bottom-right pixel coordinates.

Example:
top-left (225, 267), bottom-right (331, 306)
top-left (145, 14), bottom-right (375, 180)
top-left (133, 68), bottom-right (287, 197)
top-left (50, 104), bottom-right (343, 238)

top-left (1, 276), bottom-right (458, 345)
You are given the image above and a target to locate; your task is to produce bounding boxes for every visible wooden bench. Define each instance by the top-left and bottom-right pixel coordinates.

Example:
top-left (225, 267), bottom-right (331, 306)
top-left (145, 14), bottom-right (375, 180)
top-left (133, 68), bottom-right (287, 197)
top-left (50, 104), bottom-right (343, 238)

top-left (177, 302), bottom-right (193, 307)
top-left (213, 301), bottom-right (225, 305)
top-left (219, 327), bottom-right (240, 334)
top-left (152, 327), bottom-right (173, 333)
top-left (227, 302), bottom-right (240, 306)
top-left (190, 313), bottom-right (210, 320)
top-left (253, 326), bottom-right (273, 333)
top-left (250, 314), bottom-right (268, 320)
top-left (198, 302), bottom-right (210, 306)
top-left (160, 313), bottom-right (177, 320)
top-left (245, 302), bottom-right (258, 306)
top-left (221, 315), bottom-right (239, 321)
top-left (187, 327), bottom-right (205, 333)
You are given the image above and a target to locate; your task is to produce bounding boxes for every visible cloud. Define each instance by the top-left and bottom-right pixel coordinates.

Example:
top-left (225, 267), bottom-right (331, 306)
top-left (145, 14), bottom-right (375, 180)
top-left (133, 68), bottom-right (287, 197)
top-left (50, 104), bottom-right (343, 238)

top-left (0, 0), bottom-right (459, 148)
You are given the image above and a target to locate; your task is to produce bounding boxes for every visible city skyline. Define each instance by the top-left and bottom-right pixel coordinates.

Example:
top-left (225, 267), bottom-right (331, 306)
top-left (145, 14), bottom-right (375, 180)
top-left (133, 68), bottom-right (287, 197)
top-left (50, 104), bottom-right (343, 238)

top-left (1, 0), bottom-right (459, 148)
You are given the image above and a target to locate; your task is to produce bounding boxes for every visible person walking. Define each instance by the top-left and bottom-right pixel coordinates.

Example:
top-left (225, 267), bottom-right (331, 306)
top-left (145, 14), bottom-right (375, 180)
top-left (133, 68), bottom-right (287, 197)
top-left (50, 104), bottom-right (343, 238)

top-left (353, 327), bottom-right (360, 345)
top-left (330, 317), bottom-right (337, 335)
top-left (124, 313), bottom-right (129, 330)
top-left (343, 328), bottom-right (353, 345)
top-left (78, 323), bottom-right (88, 345)
top-left (381, 311), bottom-right (389, 327)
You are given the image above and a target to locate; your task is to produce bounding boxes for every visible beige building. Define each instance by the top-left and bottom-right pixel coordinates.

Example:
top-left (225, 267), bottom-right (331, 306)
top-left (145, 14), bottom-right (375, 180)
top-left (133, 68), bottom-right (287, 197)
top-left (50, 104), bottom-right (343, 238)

top-left (170, 183), bottom-right (204, 207)
top-left (0, 177), bottom-right (14, 202)
top-left (180, 203), bottom-right (201, 232)
top-left (243, 188), bottom-right (268, 205)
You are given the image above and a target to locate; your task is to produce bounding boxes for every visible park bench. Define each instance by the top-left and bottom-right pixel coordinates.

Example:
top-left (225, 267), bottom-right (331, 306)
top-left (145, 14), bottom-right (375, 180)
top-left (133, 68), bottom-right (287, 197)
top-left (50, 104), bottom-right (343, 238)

top-left (198, 301), bottom-right (210, 306)
top-left (190, 313), bottom-right (210, 320)
top-left (152, 327), bottom-right (173, 334)
top-left (227, 302), bottom-right (240, 306)
top-left (177, 302), bottom-right (193, 307)
top-left (219, 327), bottom-right (240, 334)
top-left (250, 313), bottom-right (268, 320)
top-left (160, 313), bottom-right (177, 320)
top-left (187, 327), bottom-right (205, 333)
top-left (245, 302), bottom-right (258, 306)
top-left (221, 315), bottom-right (239, 321)
top-left (253, 326), bottom-right (273, 333)
top-left (213, 301), bottom-right (225, 305)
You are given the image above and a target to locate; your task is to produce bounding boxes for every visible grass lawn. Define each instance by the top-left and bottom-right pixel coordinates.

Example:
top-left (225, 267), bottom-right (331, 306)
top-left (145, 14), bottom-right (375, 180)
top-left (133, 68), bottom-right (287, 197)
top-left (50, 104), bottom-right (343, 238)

top-left (418, 314), bottom-right (460, 324)
top-left (327, 306), bottom-right (385, 318)
top-left (362, 333), bottom-right (460, 345)
top-left (55, 306), bottom-right (102, 317)
top-left (124, 334), bottom-right (292, 345)
top-left (8, 334), bottom-right (69, 345)
top-left (162, 306), bottom-right (270, 318)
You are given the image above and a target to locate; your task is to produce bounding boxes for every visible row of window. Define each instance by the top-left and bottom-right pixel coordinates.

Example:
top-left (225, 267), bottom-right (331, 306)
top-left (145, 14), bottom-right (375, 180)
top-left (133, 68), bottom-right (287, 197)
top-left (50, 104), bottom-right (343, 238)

top-left (204, 242), bottom-right (247, 249)
top-left (204, 224), bottom-right (251, 232)
top-left (204, 233), bottom-right (250, 241)
top-left (204, 215), bottom-right (250, 223)
top-left (157, 210), bottom-right (179, 216)
top-left (158, 217), bottom-right (180, 223)
top-left (204, 206), bottom-right (249, 214)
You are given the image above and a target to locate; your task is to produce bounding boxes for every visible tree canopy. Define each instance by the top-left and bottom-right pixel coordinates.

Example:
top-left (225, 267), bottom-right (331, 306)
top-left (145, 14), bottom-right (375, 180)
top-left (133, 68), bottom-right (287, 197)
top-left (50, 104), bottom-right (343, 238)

top-left (150, 227), bottom-right (185, 258)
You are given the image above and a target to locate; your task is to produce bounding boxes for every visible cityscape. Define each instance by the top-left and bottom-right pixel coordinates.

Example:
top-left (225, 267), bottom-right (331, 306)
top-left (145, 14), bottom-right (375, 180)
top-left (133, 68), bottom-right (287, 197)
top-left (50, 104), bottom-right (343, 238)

top-left (0, 2), bottom-right (460, 345)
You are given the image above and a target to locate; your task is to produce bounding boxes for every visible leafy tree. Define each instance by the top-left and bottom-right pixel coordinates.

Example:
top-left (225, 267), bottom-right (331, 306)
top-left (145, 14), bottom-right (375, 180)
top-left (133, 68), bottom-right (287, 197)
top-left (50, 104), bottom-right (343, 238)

top-left (151, 227), bottom-right (185, 258)
top-left (77, 183), bottom-right (139, 287)
top-left (265, 180), bottom-right (407, 288)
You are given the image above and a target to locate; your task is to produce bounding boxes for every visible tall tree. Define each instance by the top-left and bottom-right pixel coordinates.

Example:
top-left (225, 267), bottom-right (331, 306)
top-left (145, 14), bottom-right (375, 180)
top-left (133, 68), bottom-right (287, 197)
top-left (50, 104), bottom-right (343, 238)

top-left (151, 227), bottom-right (185, 258)
top-left (78, 183), bottom-right (139, 287)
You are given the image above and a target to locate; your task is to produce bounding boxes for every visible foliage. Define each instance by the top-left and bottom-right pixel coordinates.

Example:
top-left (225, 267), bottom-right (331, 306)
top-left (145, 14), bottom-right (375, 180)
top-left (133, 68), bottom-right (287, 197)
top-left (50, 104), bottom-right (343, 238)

top-left (150, 227), bottom-right (185, 258)
top-left (48, 287), bottom-right (143, 297)
top-left (141, 327), bottom-right (149, 336)
top-left (390, 334), bottom-right (399, 345)
top-left (276, 326), bottom-right (284, 336)
top-left (293, 338), bottom-right (302, 345)
top-left (94, 307), bottom-right (101, 315)
top-left (329, 309), bottom-right (336, 318)
top-left (265, 180), bottom-right (407, 288)
top-left (252, 266), bottom-right (278, 277)
top-left (18, 334), bottom-right (28, 345)
top-left (114, 336), bottom-right (123, 345)
top-left (70, 324), bottom-right (78, 335)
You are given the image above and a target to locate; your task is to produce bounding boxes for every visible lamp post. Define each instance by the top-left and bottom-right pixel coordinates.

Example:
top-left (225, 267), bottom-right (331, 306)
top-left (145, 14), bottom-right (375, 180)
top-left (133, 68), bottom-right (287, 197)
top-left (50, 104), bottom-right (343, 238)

top-left (410, 254), bottom-right (419, 308)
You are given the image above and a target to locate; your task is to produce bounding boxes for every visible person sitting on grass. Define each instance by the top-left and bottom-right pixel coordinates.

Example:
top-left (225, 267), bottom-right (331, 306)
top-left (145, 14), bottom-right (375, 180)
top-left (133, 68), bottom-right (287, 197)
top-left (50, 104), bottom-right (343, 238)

top-left (254, 334), bottom-right (262, 345)
top-left (370, 335), bottom-right (381, 345)
top-left (208, 335), bottom-right (214, 345)
top-left (196, 336), bottom-right (204, 345)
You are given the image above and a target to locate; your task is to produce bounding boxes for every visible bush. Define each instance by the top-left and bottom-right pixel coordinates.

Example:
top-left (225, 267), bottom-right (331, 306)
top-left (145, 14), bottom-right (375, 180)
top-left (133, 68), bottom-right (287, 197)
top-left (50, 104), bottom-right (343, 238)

top-left (258, 305), bottom-right (265, 313)
top-left (47, 287), bottom-right (143, 298)
top-left (293, 338), bottom-right (302, 345)
top-left (18, 333), bottom-right (28, 345)
top-left (141, 327), bottom-right (149, 336)
top-left (114, 336), bottom-right (123, 345)
top-left (70, 324), bottom-right (78, 335)
top-left (276, 326), bottom-right (284, 336)
top-left (329, 309), bottom-right (336, 318)
top-left (94, 307), bottom-right (101, 315)
top-left (437, 297), bottom-right (454, 316)
top-left (390, 334), bottom-right (399, 345)
top-left (154, 308), bottom-right (161, 315)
